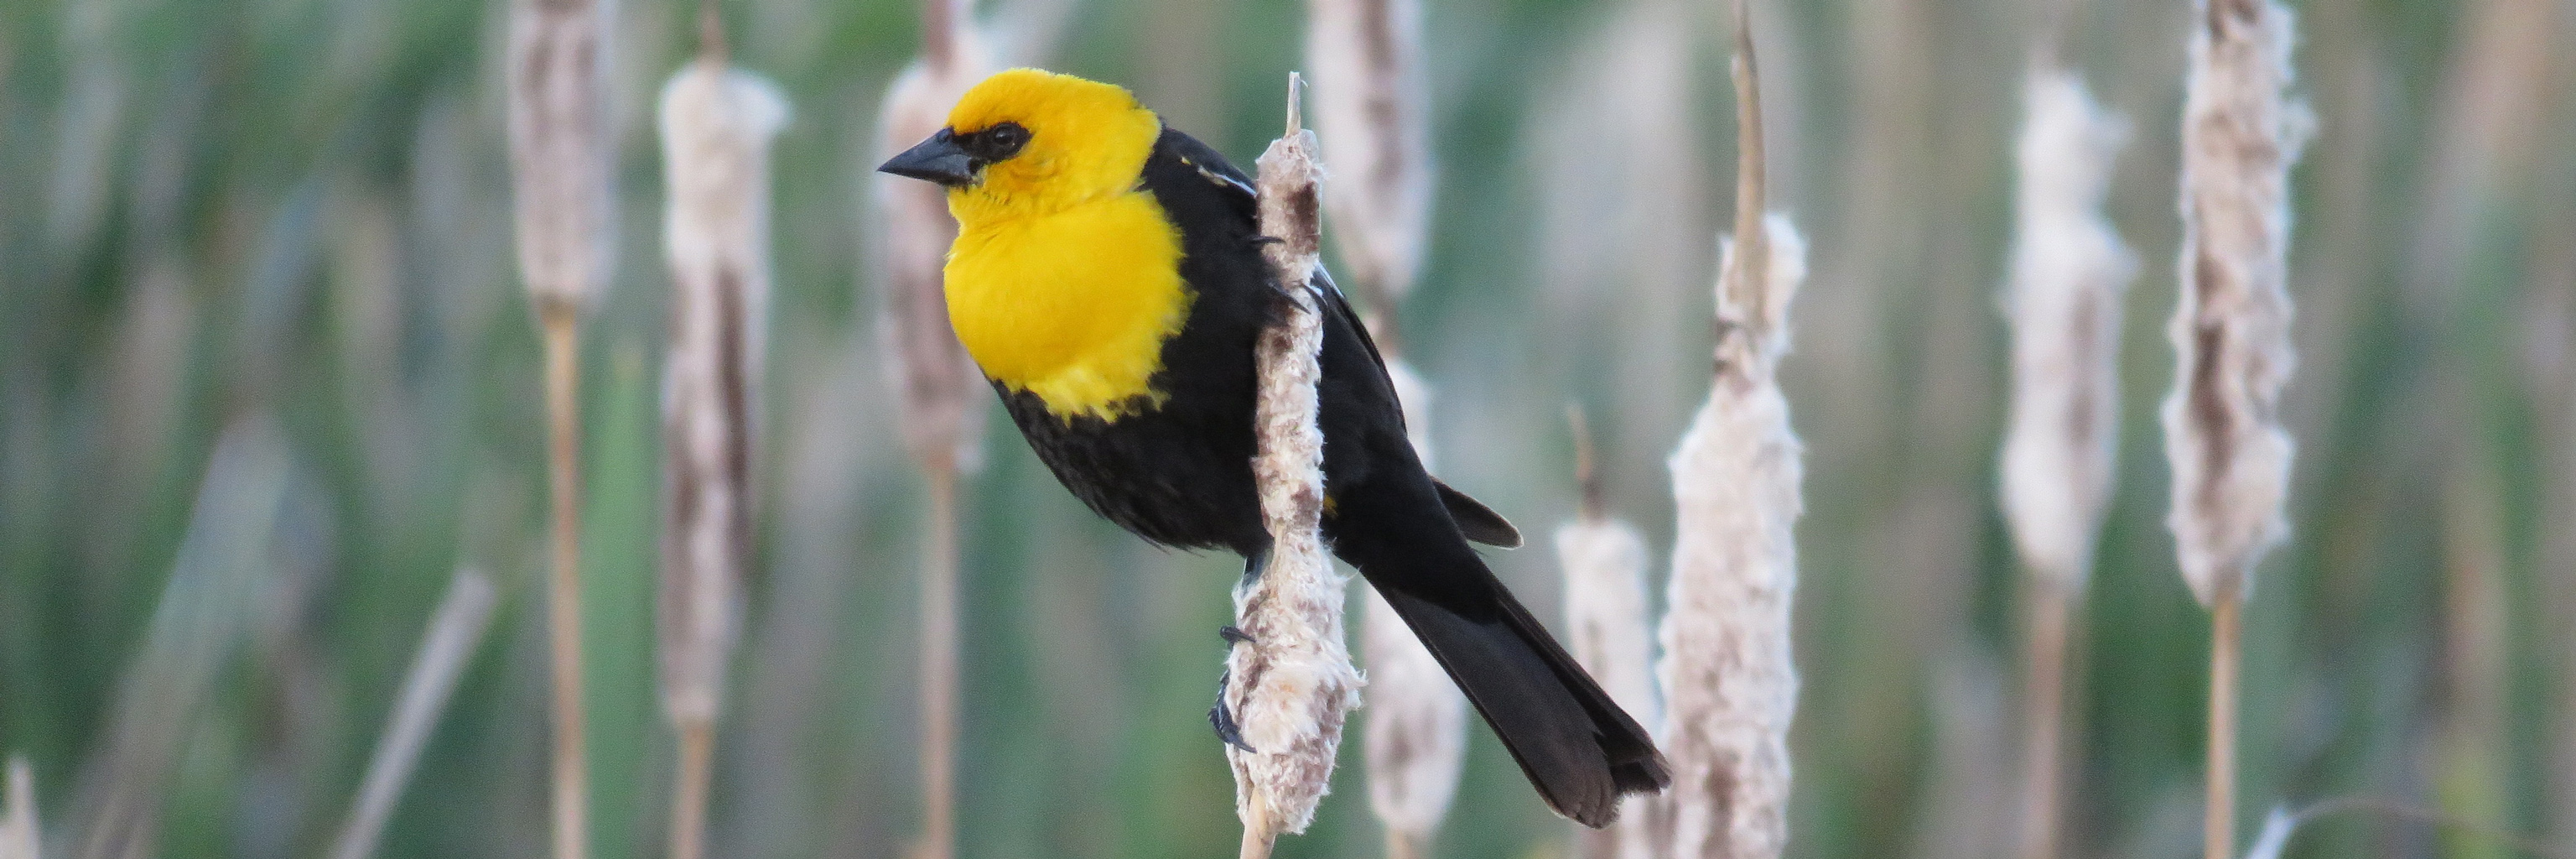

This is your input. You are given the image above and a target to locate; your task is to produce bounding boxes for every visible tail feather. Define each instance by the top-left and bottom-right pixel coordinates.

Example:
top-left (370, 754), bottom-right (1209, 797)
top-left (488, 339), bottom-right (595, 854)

top-left (1366, 558), bottom-right (1670, 826)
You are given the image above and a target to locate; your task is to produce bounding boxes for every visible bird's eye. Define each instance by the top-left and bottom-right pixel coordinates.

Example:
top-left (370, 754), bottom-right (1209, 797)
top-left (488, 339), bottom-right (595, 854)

top-left (979, 122), bottom-right (1031, 159)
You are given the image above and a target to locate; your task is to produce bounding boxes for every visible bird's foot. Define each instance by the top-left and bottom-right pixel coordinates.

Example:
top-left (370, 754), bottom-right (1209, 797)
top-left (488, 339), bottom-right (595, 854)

top-left (1208, 667), bottom-right (1255, 753)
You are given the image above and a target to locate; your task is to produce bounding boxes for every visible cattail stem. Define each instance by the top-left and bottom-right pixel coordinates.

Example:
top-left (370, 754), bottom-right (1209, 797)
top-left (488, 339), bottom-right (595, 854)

top-left (917, 464), bottom-right (960, 859)
top-left (2207, 591), bottom-right (2241, 859)
top-left (2016, 580), bottom-right (2070, 859)
top-left (542, 308), bottom-right (592, 859)
top-left (668, 721), bottom-right (714, 859)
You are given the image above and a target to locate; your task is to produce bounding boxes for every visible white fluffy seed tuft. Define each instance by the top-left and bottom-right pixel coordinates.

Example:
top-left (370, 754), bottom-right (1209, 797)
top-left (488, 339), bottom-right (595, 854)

top-left (2001, 68), bottom-right (2137, 590)
top-left (2163, 0), bottom-right (2309, 606)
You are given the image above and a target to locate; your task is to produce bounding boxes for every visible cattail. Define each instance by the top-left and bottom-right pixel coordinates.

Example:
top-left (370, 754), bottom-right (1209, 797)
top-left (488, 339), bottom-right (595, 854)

top-left (1357, 362), bottom-right (1464, 859)
top-left (506, 0), bottom-right (616, 319)
top-left (1561, 409), bottom-right (1664, 859)
top-left (873, 4), bottom-right (989, 858)
top-left (1305, 3), bottom-right (1464, 854)
top-left (1225, 75), bottom-right (1363, 859)
top-left (506, 0), bottom-right (615, 852)
top-left (1658, 7), bottom-right (1804, 856)
top-left (4, 757), bottom-right (35, 859)
top-left (2166, 2), bottom-right (2305, 856)
top-left (657, 44), bottom-right (787, 859)
top-left (328, 570), bottom-right (501, 859)
top-left (2000, 65), bottom-right (2135, 859)
top-left (1306, 0), bottom-right (1431, 327)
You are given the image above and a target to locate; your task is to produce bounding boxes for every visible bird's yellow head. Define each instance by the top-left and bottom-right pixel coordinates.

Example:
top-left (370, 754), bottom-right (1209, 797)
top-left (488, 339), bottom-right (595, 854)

top-left (878, 69), bottom-right (1163, 221)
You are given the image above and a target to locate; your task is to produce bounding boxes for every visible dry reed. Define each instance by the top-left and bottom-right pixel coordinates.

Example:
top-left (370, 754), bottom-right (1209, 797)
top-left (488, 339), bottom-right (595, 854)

top-left (505, 0), bottom-right (616, 853)
top-left (656, 38), bottom-right (787, 859)
top-left (1560, 409), bottom-right (1665, 859)
top-left (71, 420), bottom-right (288, 859)
top-left (327, 569), bottom-right (501, 859)
top-left (1656, 6), bottom-right (1804, 856)
top-left (2000, 65), bottom-right (2135, 859)
top-left (1225, 75), bottom-right (1363, 859)
top-left (3, 757), bottom-right (34, 859)
top-left (2166, 2), bottom-right (2306, 856)
top-left (872, 4), bottom-right (990, 858)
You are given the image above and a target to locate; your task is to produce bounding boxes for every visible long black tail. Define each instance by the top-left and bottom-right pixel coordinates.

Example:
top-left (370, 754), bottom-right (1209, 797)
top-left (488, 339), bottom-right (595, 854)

top-left (1333, 479), bottom-right (1670, 828)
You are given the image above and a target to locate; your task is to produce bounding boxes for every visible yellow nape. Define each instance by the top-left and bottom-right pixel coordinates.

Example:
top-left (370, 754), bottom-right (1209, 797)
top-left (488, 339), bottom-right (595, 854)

top-left (938, 69), bottom-right (1190, 422)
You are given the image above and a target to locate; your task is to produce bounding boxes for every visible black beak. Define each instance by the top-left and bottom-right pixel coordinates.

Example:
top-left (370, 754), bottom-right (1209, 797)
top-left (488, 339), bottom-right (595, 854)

top-left (879, 130), bottom-right (978, 187)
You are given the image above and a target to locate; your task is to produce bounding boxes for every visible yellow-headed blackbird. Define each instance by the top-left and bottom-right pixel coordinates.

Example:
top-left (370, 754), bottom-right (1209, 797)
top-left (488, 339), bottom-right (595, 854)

top-left (880, 68), bottom-right (1667, 825)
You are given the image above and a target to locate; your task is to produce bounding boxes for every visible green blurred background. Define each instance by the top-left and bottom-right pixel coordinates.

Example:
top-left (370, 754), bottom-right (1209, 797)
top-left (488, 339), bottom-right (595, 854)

top-left (1, 0), bottom-right (2571, 856)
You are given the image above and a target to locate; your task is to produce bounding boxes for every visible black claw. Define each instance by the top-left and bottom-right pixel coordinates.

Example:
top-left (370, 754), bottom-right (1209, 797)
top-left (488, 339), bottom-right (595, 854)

top-left (1209, 669), bottom-right (1256, 752)
top-left (1218, 625), bottom-right (1254, 645)
top-left (1240, 546), bottom-right (1273, 586)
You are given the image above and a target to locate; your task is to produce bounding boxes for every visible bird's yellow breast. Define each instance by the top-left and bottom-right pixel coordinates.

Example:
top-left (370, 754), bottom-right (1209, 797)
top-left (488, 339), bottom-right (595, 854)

top-left (943, 190), bottom-right (1191, 421)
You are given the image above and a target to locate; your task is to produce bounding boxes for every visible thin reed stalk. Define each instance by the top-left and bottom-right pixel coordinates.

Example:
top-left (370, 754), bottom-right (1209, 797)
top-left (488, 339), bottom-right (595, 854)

top-left (71, 420), bottom-right (289, 859)
top-left (4, 756), bottom-right (34, 859)
top-left (2000, 65), bottom-right (2134, 859)
top-left (873, 5), bottom-right (988, 857)
top-left (1657, 5), bottom-right (1805, 856)
top-left (2166, 2), bottom-right (2306, 856)
top-left (1561, 409), bottom-right (1664, 859)
top-left (1226, 75), bottom-right (1363, 859)
top-left (655, 44), bottom-right (787, 859)
top-left (506, 0), bottom-right (616, 852)
top-left (328, 569), bottom-right (501, 859)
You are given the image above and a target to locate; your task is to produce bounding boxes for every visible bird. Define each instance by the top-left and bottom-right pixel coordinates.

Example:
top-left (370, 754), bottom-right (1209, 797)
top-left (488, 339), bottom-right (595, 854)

top-left (879, 67), bottom-right (1668, 826)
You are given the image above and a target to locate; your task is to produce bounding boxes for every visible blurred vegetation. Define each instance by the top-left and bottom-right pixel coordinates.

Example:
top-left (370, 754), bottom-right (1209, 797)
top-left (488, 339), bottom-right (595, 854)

top-left (0, 0), bottom-right (2570, 857)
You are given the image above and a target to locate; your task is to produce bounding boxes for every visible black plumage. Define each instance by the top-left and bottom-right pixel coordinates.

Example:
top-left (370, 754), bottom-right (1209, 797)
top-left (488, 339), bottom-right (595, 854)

top-left (989, 127), bottom-right (1670, 826)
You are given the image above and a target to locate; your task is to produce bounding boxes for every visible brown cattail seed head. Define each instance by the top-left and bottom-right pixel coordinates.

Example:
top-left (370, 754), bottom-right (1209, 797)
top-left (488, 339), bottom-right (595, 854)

top-left (506, 0), bottom-right (618, 316)
top-left (876, 29), bottom-right (993, 473)
top-left (2163, 0), bottom-right (2309, 607)
top-left (657, 63), bottom-right (787, 726)
top-left (1306, 0), bottom-right (1431, 308)
top-left (2002, 69), bottom-right (2137, 590)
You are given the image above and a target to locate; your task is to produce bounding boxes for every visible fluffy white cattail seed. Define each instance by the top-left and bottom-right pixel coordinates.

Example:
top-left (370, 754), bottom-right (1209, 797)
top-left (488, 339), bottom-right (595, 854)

top-left (2163, 0), bottom-right (2309, 607)
top-left (2002, 69), bottom-right (2137, 590)
top-left (1658, 216), bottom-right (1806, 859)
top-left (506, 0), bottom-right (617, 315)
top-left (1306, 0), bottom-right (1431, 309)
top-left (1226, 78), bottom-right (1363, 854)
top-left (657, 60), bottom-right (787, 728)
